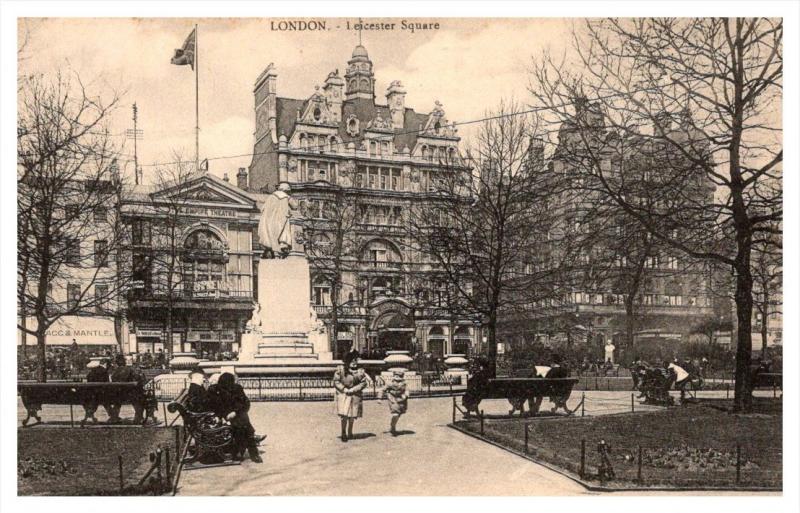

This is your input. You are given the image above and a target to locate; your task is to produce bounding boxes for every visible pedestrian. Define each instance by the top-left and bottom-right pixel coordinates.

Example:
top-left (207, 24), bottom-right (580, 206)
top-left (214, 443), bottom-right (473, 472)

top-left (380, 370), bottom-right (409, 436)
top-left (206, 372), bottom-right (265, 463)
top-left (333, 356), bottom-right (373, 442)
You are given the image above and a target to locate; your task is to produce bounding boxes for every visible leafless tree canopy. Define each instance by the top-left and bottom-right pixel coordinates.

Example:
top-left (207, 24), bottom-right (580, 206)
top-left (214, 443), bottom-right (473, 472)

top-left (17, 71), bottom-right (129, 381)
top-left (530, 18), bottom-right (782, 411)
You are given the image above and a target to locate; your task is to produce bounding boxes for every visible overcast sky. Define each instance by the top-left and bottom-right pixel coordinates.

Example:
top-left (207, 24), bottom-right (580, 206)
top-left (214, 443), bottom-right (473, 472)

top-left (19, 18), bottom-right (573, 183)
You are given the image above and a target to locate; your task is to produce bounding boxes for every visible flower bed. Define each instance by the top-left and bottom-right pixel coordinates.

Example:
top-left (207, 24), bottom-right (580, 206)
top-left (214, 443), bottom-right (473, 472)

top-left (18, 427), bottom-right (179, 495)
top-left (454, 400), bottom-right (781, 490)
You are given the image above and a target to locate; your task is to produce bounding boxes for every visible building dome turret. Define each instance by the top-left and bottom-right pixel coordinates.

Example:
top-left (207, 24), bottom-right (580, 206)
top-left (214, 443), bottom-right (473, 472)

top-left (352, 44), bottom-right (369, 59)
top-left (345, 44), bottom-right (374, 100)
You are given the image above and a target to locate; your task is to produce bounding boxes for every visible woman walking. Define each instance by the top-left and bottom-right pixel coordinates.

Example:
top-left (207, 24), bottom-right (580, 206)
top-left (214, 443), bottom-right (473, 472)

top-left (380, 370), bottom-right (409, 435)
top-left (333, 356), bottom-right (373, 442)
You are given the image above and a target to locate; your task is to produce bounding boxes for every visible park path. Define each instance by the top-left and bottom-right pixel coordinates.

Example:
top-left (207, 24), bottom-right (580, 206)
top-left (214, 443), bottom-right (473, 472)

top-left (176, 396), bottom-right (588, 496)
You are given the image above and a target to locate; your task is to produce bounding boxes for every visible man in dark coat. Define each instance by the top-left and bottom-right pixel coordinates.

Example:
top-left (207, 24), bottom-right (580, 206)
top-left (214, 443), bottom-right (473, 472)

top-left (82, 359), bottom-right (110, 425)
top-left (207, 372), bottom-right (264, 463)
top-left (108, 354), bottom-right (146, 423)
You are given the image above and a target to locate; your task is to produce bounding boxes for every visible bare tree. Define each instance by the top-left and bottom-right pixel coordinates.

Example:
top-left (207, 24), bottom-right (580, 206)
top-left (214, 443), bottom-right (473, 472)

top-left (531, 18), bottom-right (782, 411)
top-left (137, 157), bottom-right (199, 359)
top-left (17, 71), bottom-right (129, 381)
top-left (405, 103), bottom-right (582, 377)
top-left (302, 188), bottom-right (362, 358)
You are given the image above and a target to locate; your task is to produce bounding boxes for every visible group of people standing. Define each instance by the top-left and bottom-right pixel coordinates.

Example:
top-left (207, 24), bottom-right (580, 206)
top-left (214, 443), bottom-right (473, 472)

top-left (333, 352), bottom-right (409, 442)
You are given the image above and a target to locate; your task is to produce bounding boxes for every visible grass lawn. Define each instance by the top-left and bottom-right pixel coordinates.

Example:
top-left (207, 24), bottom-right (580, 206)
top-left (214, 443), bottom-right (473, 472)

top-left (455, 399), bottom-right (781, 489)
top-left (18, 427), bottom-right (180, 495)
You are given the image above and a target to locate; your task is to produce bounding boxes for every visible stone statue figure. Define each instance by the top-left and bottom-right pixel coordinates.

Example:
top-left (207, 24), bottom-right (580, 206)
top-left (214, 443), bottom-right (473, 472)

top-left (258, 182), bottom-right (299, 258)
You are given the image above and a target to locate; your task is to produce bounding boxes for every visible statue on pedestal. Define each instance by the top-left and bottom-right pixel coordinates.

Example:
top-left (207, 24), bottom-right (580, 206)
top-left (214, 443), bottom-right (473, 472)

top-left (257, 182), bottom-right (299, 258)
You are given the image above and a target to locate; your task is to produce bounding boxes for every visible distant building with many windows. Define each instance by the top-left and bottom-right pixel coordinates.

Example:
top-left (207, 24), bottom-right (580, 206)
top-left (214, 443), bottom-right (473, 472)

top-left (244, 44), bottom-right (482, 359)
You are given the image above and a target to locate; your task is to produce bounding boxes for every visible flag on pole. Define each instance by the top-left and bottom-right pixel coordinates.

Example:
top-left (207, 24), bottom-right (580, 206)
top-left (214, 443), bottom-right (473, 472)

top-left (170, 28), bottom-right (196, 69)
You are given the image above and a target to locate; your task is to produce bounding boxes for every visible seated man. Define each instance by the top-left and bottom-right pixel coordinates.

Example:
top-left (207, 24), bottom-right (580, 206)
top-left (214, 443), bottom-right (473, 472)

top-left (108, 354), bottom-right (146, 423)
top-left (206, 373), bottom-right (265, 463)
top-left (82, 358), bottom-right (111, 425)
top-left (463, 358), bottom-right (491, 416)
top-left (667, 360), bottom-right (691, 401)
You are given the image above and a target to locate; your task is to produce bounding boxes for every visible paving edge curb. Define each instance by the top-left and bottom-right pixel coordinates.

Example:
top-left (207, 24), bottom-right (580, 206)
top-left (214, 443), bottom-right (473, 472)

top-left (447, 423), bottom-right (781, 493)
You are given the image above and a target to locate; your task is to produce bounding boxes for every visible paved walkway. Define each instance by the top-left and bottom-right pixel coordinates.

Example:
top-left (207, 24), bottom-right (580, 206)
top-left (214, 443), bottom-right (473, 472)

top-left (177, 396), bottom-right (588, 496)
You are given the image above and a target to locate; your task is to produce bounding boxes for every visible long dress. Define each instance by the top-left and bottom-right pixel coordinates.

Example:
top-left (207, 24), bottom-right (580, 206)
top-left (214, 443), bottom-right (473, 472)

top-left (333, 367), bottom-right (371, 418)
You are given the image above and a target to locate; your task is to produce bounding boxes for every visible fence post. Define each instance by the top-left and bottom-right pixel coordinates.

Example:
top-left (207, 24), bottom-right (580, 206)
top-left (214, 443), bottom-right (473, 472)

top-left (736, 445), bottom-right (742, 485)
top-left (164, 447), bottom-right (172, 491)
top-left (631, 393), bottom-right (635, 413)
top-left (118, 454), bottom-right (124, 493)
top-left (299, 378), bottom-right (303, 400)
top-left (581, 392), bottom-right (585, 417)
top-left (580, 439), bottom-right (586, 479)
top-left (524, 423), bottom-right (529, 454)
top-left (452, 396), bottom-right (456, 424)
top-left (69, 404), bottom-right (74, 427)
top-left (258, 378), bottom-right (262, 400)
top-left (162, 402), bottom-right (168, 425)
top-left (449, 381), bottom-right (453, 395)
top-left (637, 445), bottom-right (643, 483)
top-left (428, 379), bottom-right (432, 397)
top-left (154, 449), bottom-right (162, 495)
top-left (726, 384), bottom-right (730, 399)
top-left (480, 410), bottom-right (485, 436)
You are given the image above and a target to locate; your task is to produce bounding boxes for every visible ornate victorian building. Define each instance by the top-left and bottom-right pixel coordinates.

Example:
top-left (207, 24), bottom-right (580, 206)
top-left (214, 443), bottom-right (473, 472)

top-left (246, 44), bottom-right (481, 359)
top-left (121, 173), bottom-right (261, 356)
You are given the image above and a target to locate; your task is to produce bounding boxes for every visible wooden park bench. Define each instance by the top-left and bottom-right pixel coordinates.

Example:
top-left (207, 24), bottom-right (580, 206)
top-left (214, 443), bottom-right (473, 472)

top-left (167, 388), bottom-right (238, 466)
top-left (462, 377), bottom-right (579, 417)
top-left (17, 382), bottom-right (149, 427)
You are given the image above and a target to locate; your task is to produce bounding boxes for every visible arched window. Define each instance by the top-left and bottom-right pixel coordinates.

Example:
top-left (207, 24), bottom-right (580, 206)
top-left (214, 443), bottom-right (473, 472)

top-left (360, 78), bottom-right (369, 90)
top-left (313, 107), bottom-right (321, 121)
top-left (299, 133), bottom-right (308, 149)
top-left (421, 145), bottom-right (429, 160)
top-left (182, 229), bottom-right (228, 296)
top-left (328, 136), bottom-right (337, 152)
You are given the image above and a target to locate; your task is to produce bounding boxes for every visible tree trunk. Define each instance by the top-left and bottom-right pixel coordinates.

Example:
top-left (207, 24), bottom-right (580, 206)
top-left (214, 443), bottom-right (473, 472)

top-left (486, 311), bottom-right (497, 378)
top-left (330, 281), bottom-right (340, 358)
top-left (36, 323), bottom-right (47, 383)
top-left (733, 259), bottom-right (754, 412)
top-left (761, 286), bottom-right (769, 360)
top-left (166, 305), bottom-right (174, 359)
top-left (624, 298), bottom-right (636, 353)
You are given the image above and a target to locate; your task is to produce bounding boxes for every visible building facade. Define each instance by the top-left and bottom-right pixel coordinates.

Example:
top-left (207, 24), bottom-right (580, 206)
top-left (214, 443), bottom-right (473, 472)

top-left (121, 173), bottom-right (261, 356)
top-left (245, 44), bottom-right (481, 360)
top-left (498, 101), bottom-right (718, 361)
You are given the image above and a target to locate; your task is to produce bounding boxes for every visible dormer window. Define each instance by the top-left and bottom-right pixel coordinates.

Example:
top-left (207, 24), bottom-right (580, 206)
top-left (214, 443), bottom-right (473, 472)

top-left (434, 121), bottom-right (442, 135)
top-left (313, 107), bottom-right (321, 122)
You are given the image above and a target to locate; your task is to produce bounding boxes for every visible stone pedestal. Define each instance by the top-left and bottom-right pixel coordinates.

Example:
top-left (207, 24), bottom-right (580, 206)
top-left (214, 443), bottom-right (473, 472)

top-left (205, 255), bottom-right (342, 376)
top-left (259, 255), bottom-right (311, 335)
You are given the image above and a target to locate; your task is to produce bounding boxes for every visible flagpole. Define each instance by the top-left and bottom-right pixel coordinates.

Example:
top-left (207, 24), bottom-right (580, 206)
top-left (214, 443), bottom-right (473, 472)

top-left (195, 23), bottom-right (199, 172)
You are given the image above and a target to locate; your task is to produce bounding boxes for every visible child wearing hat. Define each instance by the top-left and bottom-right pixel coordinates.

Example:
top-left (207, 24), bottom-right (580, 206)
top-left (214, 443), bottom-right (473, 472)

top-left (380, 370), bottom-right (409, 436)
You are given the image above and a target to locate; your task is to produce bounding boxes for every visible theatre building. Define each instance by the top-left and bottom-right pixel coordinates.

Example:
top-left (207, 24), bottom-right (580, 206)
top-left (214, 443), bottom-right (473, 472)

top-left (244, 43), bottom-right (482, 359)
top-left (121, 173), bottom-right (261, 355)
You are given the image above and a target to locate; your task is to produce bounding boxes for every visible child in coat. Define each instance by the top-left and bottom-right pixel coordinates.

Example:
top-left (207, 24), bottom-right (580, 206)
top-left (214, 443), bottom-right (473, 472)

top-left (380, 370), bottom-right (409, 436)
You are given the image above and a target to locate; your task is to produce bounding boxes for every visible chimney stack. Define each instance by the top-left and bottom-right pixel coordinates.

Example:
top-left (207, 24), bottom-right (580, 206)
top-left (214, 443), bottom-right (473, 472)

top-left (237, 167), bottom-right (248, 190)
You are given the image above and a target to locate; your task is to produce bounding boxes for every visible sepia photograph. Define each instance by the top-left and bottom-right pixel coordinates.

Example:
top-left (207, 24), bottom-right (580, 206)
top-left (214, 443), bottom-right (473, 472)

top-left (2, 1), bottom-right (797, 508)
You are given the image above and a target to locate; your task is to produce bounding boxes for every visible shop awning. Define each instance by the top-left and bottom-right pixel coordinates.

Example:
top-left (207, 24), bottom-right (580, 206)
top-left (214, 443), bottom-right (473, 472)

top-left (18, 316), bottom-right (117, 346)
